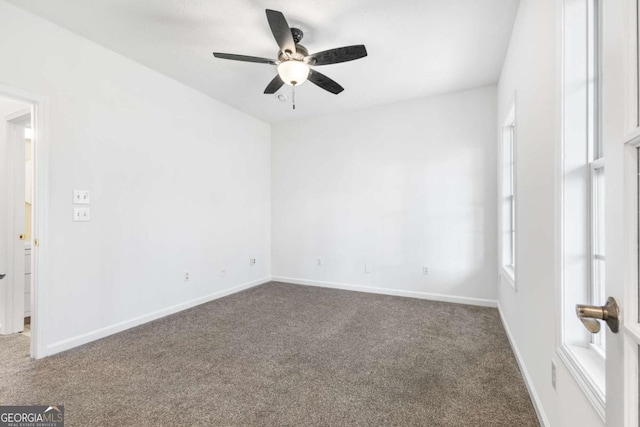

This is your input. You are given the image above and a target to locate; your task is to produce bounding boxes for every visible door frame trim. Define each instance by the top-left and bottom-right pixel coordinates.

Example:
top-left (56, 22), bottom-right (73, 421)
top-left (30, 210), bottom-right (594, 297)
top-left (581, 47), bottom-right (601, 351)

top-left (5, 109), bottom-right (31, 336)
top-left (0, 82), bottom-right (49, 359)
top-left (622, 133), bottom-right (640, 427)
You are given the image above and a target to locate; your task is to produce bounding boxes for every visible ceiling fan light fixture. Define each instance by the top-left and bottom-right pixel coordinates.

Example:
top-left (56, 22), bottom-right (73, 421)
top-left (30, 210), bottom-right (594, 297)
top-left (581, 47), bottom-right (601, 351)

top-left (277, 60), bottom-right (309, 86)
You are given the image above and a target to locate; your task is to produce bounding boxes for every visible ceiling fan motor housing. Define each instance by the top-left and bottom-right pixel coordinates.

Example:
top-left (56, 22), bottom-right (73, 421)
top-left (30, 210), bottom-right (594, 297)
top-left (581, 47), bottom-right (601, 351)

top-left (291, 27), bottom-right (304, 43)
top-left (278, 44), bottom-right (308, 62)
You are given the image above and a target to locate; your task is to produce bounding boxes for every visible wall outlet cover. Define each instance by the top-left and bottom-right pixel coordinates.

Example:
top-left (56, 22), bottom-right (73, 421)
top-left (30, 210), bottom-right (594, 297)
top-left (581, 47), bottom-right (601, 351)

top-left (73, 190), bottom-right (90, 204)
top-left (73, 207), bottom-right (90, 222)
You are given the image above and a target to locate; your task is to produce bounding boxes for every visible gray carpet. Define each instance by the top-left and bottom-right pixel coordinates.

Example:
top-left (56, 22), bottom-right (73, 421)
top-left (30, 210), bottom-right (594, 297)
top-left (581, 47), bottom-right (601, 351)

top-left (0, 282), bottom-right (538, 426)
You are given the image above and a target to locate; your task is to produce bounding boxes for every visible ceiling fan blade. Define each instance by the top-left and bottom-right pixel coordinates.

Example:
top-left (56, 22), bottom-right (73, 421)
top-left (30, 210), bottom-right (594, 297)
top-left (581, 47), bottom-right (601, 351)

top-left (213, 52), bottom-right (276, 65)
top-left (265, 9), bottom-right (296, 55)
top-left (264, 75), bottom-right (285, 94)
top-left (308, 45), bottom-right (368, 66)
top-left (307, 69), bottom-right (344, 94)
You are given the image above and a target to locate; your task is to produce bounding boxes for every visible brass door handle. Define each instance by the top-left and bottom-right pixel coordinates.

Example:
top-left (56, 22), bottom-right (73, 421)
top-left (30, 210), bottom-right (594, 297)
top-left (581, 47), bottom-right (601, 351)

top-left (19, 234), bottom-right (25, 240)
top-left (576, 297), bottom-right (620, 334)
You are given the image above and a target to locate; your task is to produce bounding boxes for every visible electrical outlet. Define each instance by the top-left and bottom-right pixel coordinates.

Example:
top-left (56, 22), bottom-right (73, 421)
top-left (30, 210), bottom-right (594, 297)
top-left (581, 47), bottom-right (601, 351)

top-left (220, 268), bottom-right (226, 278)
top-left (317, 258), bottom-right (322, 266)
top-left (365, 264), bottom-right (371, 274)
top-left (423, 266), bottom-right (429, 275)
top-left (184, 272), bottom-right (190, 282)
top-left (551, 361), bottom-right (557, 390)
top-left (73, 207), bottom-right (90, 222)
top-left (249, 258), bottom-right (256, 266)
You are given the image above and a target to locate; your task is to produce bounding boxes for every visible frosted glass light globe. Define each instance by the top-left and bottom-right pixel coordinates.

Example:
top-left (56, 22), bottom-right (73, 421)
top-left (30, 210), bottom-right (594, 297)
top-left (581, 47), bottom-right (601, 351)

top-left (277, 60), bottom-right (310, 86)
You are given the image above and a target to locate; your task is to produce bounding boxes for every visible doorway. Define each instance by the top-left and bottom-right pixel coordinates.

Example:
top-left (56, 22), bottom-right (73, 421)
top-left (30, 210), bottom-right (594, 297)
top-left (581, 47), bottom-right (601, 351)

top-left (0, 92), bottom-right (37, 357)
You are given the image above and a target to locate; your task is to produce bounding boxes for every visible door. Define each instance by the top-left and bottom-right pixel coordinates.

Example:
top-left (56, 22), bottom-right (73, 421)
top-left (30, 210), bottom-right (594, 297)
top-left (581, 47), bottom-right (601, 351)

top-left (564, 0), bottom-right (637, 424)
top-left (597, 0), bottom-right (638, 425)
top-left (1, 109), bottom-right (30, 335)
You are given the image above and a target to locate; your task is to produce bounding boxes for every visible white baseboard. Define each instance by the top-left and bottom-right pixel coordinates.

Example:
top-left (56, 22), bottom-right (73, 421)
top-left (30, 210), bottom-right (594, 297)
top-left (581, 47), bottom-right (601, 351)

top-left (45, 277), bottom-right (270, 357)
top-left (498, 303), bottom-right (550, 427)
top-left (272, 276), bottom-right (498, 308)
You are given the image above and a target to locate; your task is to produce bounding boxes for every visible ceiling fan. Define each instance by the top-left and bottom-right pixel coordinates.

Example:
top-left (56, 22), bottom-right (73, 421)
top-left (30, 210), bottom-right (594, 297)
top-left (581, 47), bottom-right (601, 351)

top-left (213, 9), bottom-right (367, 109)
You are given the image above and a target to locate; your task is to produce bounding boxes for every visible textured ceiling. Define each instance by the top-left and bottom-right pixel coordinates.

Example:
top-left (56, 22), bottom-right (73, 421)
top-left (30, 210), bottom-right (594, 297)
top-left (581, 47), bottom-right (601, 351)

top-left (7, 0), bottom-right (519, 123)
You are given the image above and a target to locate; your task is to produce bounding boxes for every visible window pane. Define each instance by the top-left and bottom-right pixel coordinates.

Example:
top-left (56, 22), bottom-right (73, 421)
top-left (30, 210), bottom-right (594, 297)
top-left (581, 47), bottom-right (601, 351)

top-left (502, 113), bottom-right (516, 272)
top-left (588, 0), bottom-right (601, 159)
top-left (591, 166), bottom-right (605, 351)
top-left (509, 127), bottom-right (515, 194)
top-left (594, 167), bottom-right (605, 256)
top-left (592, 258), bottom-right (606, 350)
top-left (506, 197), bottom-right (513, 266)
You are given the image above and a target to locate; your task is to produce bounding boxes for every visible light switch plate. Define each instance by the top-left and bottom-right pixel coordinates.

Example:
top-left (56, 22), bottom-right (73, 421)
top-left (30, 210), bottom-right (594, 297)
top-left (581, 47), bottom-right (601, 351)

top-left (73, 207), bottom-right (90, 222)
top-left (73, 190), bottom-right (90, 204)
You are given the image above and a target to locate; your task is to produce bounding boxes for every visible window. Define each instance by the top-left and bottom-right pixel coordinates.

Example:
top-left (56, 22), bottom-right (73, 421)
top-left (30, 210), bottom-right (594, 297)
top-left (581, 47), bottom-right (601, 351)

top-left (587, 0), bottom-right (605, 355)
top-left (501, 105), bottom-right (516, 285)
top-left (559, 0), bottom-right (606, 417)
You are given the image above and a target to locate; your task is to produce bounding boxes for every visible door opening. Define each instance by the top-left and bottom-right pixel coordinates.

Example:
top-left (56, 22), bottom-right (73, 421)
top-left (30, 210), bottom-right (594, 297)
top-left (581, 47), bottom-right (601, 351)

top-left (0, 94), bottom-right (35, 354)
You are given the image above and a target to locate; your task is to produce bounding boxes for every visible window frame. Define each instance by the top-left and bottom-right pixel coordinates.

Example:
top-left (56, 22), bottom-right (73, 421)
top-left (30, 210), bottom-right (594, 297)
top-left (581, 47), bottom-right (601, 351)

top-left (501, 103), bottom-right (517, 288)
top-left (557, 0), bottom-right (606, 420)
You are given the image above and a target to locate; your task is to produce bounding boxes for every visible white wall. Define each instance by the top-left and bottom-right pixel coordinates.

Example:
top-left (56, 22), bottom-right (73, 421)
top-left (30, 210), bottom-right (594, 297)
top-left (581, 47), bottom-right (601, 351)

top-left (497, 0), bottom-right (604, 425)
top-left (0, 1), bottom-right (271, 356)
top-left (272, 86), bottom-right (498, 305)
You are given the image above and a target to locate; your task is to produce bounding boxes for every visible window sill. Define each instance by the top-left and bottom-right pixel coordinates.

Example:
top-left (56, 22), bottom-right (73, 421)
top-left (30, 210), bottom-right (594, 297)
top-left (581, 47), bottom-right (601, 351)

top-left (557, 344), bottom-right (606, 421)
top-left (501, 265), bottom-right (516, 290)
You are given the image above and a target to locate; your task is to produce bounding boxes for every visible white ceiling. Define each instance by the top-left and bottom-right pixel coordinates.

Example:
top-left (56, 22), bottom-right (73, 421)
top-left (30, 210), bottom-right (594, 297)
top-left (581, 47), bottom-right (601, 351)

top-left (7, 0), bottom-right (519, 123)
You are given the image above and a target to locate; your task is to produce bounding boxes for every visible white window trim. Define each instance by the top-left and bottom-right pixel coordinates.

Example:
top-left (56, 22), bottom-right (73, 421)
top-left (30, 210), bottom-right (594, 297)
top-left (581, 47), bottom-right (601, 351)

top-left (502, 265), bottom-right (516, 286)
top-left (557, 345), bottom-right (605, 416)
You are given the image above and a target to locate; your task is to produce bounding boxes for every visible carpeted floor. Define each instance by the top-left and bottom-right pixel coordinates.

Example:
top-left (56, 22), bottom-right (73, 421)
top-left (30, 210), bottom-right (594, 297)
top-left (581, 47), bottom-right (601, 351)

top-left (0, 282), bottom-right (538, 426)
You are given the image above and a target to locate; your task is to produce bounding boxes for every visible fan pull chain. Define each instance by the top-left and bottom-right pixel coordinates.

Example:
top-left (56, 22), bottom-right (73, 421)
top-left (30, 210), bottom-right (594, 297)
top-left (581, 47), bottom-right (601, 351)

top-left (292, 83), bottom-right (296, 110)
